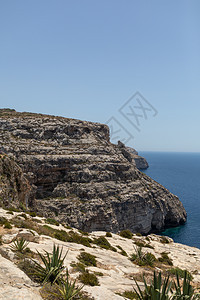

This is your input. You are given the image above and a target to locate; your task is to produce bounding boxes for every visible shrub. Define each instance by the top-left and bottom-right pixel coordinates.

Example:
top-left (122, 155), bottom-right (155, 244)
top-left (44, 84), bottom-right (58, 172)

top-left (0, 216), bottom-right (7, 225)
top-left (106, 232), bottom-right (112, 237)
top-left (70, 262), bottom-right (86, 273)
top-left (116, 245), bottom-right (128, 256)
top-left (136, 232), bottom-right (142, 236)
top-left (158, 252), bottom-right (173, 266)
top-left (130, 246), bottom-right (156, 267)
top-left (29, 212), bottom-right (36, 217)
top-left (135, 241), bottom-right (146, 247)
top-left (78, 230), bottom-right (89, 236)
top-left (45, 218), bottom-right (59, 226)
top-left (78, 271), bottom-right (99, 286)
top-left (18, 213), bottom-right (28, 220)
top-left (144, 252), bottom-right (156, 267)
top-left (93, 236), bottom-right (116, 252)
top-left (160, 236), bottom-right (170, 244)
top-left (119, 229), bottom-right (133, 239)
top-left (94, 271), bottom-right (103, 276)
top-left (134, 240), bottom-right (154, 249)
top-left (168, 267), bottom-right (193, 280)
top-left (18, 259), bottom-right (40, 282)
top-left (6, 211), bottom-right (14, 215)
top-left (77, 252), bottom-right (97, 267)
top-left (4, 221), bottom-right (12, 229)
top-left (117, 290), bottom-right (138, 299)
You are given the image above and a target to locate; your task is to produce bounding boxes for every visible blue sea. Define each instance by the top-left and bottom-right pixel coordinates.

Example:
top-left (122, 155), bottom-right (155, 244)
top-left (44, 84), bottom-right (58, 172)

top-left (140, 151), bottom-right (200, 249)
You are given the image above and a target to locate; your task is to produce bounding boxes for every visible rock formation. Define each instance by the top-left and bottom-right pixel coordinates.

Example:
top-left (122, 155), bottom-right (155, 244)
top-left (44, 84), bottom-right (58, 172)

top-left (0, 155), bottom-right (32, 210)
top-left (0, 109), bottom-right (186, 234)
top-left (118, 142), bottom-right (149, 170)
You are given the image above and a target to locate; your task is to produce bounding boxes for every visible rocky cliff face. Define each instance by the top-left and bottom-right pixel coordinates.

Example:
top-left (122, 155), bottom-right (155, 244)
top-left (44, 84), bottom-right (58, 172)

top-left (118, 142), bottom-right (149, 170)
top-left (0, 154), bottom-right (32, 209)
top-left (0, 109), bottom-right (186, 234)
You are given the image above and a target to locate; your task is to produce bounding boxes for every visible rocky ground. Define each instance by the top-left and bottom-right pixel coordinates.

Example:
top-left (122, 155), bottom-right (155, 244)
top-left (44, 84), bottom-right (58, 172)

top-left (0, 208), bottom-right (199, 300)
top-left (0, 109), bottom-right (186, 234)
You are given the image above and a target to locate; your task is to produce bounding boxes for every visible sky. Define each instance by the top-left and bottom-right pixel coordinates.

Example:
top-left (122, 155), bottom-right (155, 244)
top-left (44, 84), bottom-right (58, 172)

top-left (0, 0), bottom-right (200, 152)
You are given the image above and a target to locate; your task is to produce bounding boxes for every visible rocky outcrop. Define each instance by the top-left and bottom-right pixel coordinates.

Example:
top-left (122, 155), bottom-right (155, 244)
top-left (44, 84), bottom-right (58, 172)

top-left (0, 109), bottom-right (186, 234)
top-left (0, 155), bottom-right (32, 210)
top-left (118, 142), bottom-right (149, 170)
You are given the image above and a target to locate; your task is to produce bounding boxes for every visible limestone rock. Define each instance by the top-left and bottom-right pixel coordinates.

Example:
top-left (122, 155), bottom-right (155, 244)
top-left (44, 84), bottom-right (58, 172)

top-left (0, 253), bottom-right (42, 300)
top-left (0, 110), bottom-right (186, 234)
top-left (0, 155), bottom-right (32, 209)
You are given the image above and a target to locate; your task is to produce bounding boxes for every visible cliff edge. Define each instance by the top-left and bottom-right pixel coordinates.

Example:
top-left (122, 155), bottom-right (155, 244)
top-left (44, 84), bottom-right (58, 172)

top-left (0, 109), bottom-right (186, 234)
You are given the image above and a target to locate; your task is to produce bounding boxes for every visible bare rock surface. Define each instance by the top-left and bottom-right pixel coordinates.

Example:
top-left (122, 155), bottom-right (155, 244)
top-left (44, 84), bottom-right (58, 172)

top-left (0, 109), bottom-right (186, 234)
top-left (0, 209), bottom-right (199, 300)
top-left (119, 142), bottom-right (149, 170)
top-left (0, 253), bottom-right (42, 300)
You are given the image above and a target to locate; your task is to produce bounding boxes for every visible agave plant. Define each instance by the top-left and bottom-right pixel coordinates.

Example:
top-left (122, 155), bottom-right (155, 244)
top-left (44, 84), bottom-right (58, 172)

top-left (131, 246), bottom-right (156, 267)
top-left (52, 269), bottom-right (83, 300)
top-left (171, 270), bottom-right (200, 300)
top-left (131, 246), bottom-right (145, 265)
top-left (33, 244), bottom-right (67, 285)
top-left (134, 271), bottom-right (172, 300)
top-left (10, 237), bottom-right (29, 253)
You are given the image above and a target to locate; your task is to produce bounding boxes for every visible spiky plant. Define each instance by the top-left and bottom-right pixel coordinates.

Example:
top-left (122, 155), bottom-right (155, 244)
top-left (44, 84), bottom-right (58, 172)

top-left (134, 271), bottom-right (172, 300)
top-left (52, 269), bottom-right (83, 300)
top-left (33, 244), bottom-right (67, 285)
top-left (131, 246), bottom-right (145, 265)
top-left (10, 237), bottom-right (29, 253)
top-left (172, 270), bottom-right (200, 300)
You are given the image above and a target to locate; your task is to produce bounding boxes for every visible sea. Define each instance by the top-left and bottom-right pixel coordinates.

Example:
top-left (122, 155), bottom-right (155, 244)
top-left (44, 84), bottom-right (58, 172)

top-left (139, 151), bottom-right (200, 249)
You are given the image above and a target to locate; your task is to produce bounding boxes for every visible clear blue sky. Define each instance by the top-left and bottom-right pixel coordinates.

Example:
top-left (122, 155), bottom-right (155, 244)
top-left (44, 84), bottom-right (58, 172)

top-left (0, 0), bottom-right (200, 152)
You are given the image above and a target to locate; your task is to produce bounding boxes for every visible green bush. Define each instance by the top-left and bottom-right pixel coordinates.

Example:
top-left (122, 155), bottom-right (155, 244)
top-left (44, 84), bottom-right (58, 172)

top-left (18, 259), bottom-right (40, 283)
top-left (130, 246), bottom-right (156, 267)
top-left (106, 232), bottom-right (112, 237)
top-left (119, 229), bottom-right (133, 239)
top-left (45, 218), bottom-right (59, 226)
top-left (70, 262), bottom-right (86, 273)
top-left (29, 212), bottom-right (36, 217)
top-left (4, 221), bottom-right (12, 229)
top-left (116, 245), bottom-right (128, 256)
top-left (158, 252), bottom-right (173, 266)
top-left (135, 232), bottom-right (142, 236)
top-left (18, 213), bottom-right (28, 220)
top-left (134, 240), bottom-right (154, 249)
top-left (0, 216), bottom-right (7, 225)
top-left (6, 211), bottom-right (14, 215)
top-left (78, 271), bottom-right (99, 286)
top-left (168, 267), bottom-right (193, 280)
top-left (117, 290), bottom-right (138, 299)
top-left (93, 236), bottom-right (116, 252)
top-left (77, 252), bottom-right (97, 267)
top-left (160, 236), bottom-right (170, 244)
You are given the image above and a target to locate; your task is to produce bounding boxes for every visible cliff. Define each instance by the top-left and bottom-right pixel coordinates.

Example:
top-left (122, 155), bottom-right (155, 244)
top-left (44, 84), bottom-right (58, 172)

top-left (0, 109), bottom-right (186, 234)
top-left (0, 155), bottom-right (32, 210)
top-left (118, 142), bottom-right (149, 170)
